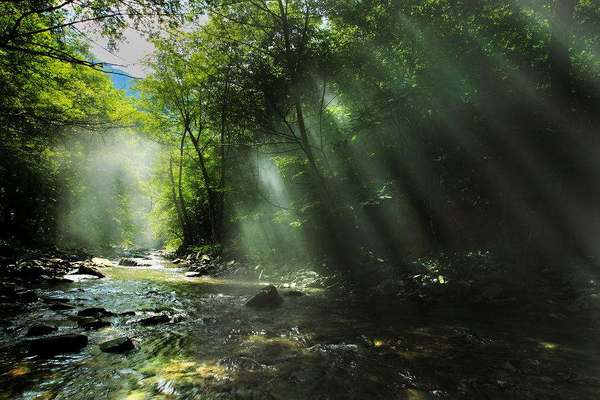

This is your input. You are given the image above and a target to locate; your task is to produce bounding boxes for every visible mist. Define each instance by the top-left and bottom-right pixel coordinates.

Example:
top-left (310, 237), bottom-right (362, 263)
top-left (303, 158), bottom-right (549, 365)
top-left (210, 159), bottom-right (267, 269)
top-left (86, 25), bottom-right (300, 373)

top-left (57, 130), bottom-right (160, 250)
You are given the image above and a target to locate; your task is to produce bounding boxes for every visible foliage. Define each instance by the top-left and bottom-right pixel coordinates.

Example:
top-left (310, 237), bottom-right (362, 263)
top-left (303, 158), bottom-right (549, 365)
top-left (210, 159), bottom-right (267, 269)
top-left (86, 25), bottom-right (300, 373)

top-left (3, 1), bottom-right (600, 276)
top-left (0, 2), bottom-right (143, 247)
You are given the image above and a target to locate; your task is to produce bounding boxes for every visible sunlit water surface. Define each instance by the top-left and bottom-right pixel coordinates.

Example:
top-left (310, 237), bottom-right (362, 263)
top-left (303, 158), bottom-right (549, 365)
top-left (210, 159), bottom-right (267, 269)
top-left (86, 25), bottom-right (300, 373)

top-left (1, 252), bottom-right (599, 399)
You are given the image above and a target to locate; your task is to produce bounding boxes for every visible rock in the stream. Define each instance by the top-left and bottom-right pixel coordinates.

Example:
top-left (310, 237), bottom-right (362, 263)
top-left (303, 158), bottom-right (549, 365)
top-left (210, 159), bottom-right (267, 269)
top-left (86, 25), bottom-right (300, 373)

top-left (284, 290), bottom-right (305, 297)
top-left (27, 334), bottom-right (88, 356)
top-left (99, 336), bottom-right (134, 353)
top-left (118, 258), bottom-right (139, 267)
top-left (245, 285), bottom-right (283, 308)
top-left (139, 314), bottom-right (170, 325)
top-left (44, 276), bottom-right (74, 284)
top-left (42, 296), bottom-right (70, 304)
top-left (76, 264), bottom-right (105, 278)
top-left (77, 318), bottom-right (111, 330)
top-left (49, 301), bottom-right (75, 310)
top-left (77, 307), bottom-right (114, 318)
top-left (91, 257), bottom-right (113, 267)
top-left (26, 324), bottom-right (58, 337)
top-left (16, 290), bottom-right (38, 303)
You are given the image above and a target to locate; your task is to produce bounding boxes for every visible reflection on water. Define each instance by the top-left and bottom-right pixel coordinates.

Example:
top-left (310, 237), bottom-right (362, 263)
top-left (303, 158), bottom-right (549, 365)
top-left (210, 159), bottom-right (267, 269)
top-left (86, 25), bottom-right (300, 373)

top-left (1, 253), bottom-right (599, 399)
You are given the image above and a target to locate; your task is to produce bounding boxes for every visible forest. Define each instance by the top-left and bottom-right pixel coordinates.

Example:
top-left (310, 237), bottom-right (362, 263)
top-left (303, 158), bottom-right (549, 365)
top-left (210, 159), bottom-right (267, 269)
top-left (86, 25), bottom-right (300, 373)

top-left (1, 1), bottom-right (600, 399)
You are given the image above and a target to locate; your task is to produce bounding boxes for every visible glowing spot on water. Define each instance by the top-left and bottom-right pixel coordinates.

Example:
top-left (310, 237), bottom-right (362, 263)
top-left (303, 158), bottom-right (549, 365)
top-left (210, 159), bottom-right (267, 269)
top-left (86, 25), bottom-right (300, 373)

top-left (539, 341), bottom-right (559, 350)
top-left (373, 339), bottom-right (385, 347)
top-left (8, 365), bottom-right (30, 378)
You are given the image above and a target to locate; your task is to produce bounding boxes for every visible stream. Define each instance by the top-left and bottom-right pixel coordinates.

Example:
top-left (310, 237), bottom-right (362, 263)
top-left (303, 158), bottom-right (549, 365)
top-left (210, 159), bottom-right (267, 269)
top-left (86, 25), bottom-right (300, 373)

top-left (1, 252), bottom-right (599, 399)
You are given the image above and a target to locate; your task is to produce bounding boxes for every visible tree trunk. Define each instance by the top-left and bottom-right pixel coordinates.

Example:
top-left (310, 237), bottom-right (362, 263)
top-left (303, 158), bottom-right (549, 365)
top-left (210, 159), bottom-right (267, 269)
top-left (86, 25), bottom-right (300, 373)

top-left (187, 128), bottom-right (218, 242)
top-left (168, 155), bottom-right (191, 245)
top-left (177, 130), bottom-right (194, 243)
top-left (216, 78), bottom-right (229, 242)
top-left (295, 100), bottom-right (324, 182)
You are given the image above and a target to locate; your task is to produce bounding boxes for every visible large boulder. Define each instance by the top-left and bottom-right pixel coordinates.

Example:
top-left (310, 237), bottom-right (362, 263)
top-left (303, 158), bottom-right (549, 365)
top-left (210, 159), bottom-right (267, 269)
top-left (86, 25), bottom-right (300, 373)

top-left (18, 263), bottom-right (46, 280)
top-left (42, 296), bottom-right (70, 304)
top-left (77, 264), bottom-right (105, 278)
top-left (91, 257), bottom-right (113, 268)
top-left (99, 336), bottom-right (134, 353)
top-left (26, 324), bottom-right (58, 337)
top-left (284, 290), bottom-right (305, 297)
top-left (49, 301), bottom-right (75, 310)
top-left (77, 318), bottom-right (111, 330)
top-left (43, 276), bottom-right (74, 284)
top-left (139, 314), bottom-right (170, 325)
top-left (77, 307), bottom-right (114, 318)
top-left (245, 285), bottom-right (283, 308)
top-left (27, 334), bottom-right (88, 356)
top-left (16, 289), bottom-right (38, 303)
top-left (118, 258), bottom-right (138, 267)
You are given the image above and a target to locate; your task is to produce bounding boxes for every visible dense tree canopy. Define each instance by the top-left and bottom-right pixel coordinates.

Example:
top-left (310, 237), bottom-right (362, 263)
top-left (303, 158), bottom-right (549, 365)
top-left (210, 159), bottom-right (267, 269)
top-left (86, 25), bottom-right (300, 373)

top-left (2, 0), bottom-right (600, 270)
top-left (132, 0), bottom-right (600, 267)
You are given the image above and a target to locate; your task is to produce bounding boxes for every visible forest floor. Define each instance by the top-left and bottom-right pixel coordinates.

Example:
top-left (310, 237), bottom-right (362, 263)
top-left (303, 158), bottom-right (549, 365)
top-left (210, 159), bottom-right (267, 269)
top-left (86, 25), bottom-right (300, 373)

top-left (0, 248), bottom-right (599, 399)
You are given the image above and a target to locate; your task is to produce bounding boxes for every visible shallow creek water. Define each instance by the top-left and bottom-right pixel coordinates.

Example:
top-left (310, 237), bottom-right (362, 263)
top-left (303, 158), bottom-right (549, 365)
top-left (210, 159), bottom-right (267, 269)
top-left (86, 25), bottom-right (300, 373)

top-left (1, 252), bottom-right (599, 399)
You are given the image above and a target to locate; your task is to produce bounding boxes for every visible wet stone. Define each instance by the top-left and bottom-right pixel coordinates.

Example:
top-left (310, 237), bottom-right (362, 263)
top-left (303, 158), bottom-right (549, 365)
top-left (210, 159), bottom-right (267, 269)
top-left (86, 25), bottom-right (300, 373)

top-left (99, 336), bottom-right (134, 353)
top-left (91, 257), bottom-right (113, 267)
top-left (27, 334), bottom-right (88, 356)
top-left (17, 290), bottom-right (39, 303)
top-left (139, 314), bottom-right (170, 325)
top-left (245, 285), bottom-right (283, 308)
top-left (119, 258), bottom-right (139, 266)
top-left (77, 307), bottom-right (113, 318)
top-left (44, 276), bottom-right (74, 284)
top-left (26, 324), bottom-right (58, 337)
top-left (42, 297), bottom-right (70, 303)
top-left (284, 290), bottom-right (305, 297)
top-left (77, 318), bottom-right (110, 330)
top-left (76, 264), bottom-right (105, 278)
top-left (49, 301), bottom-right (75, 310)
